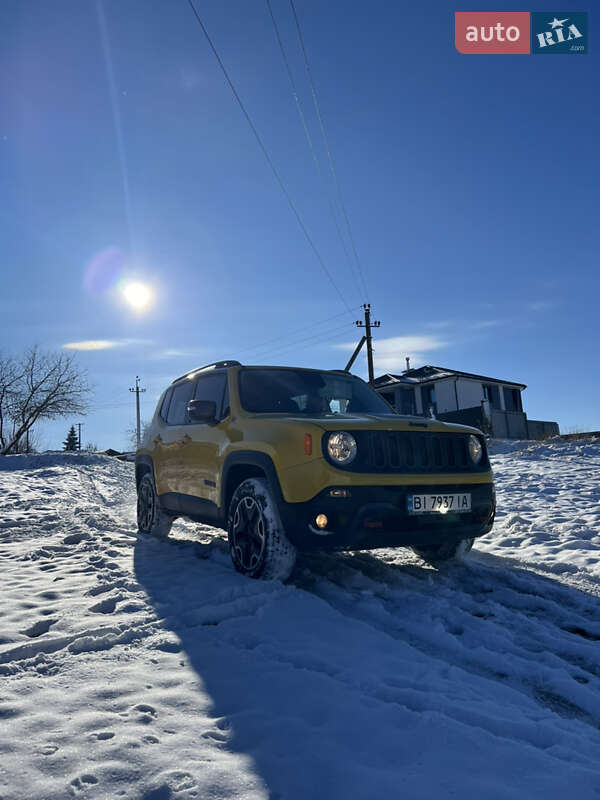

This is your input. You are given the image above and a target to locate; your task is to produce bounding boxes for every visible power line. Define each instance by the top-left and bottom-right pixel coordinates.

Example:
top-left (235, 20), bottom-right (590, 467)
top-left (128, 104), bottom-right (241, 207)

top-left (246, 319), bottom-right (353, 362)
top-left (265, 0), bottom-right (360, 302)
top-left (289, 0), bottom-right (370, 302)
top-left (186, 0), bottom-right (353, 314)
top-left (242, 321), bottom-right (351, 361)
top-left (93, 310), bottom-right (360, 411)
top-left (266, 0), bottom-right (317, 173)
top-left (234, 305), bottom-right (361, 359)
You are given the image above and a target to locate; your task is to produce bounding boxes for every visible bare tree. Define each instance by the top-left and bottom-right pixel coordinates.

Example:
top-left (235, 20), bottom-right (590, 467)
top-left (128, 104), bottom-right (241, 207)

top-left (125, 420), bottom-right (150, 451)
top-left (0, 354), bottom-right (23, 451)
top-left (9, 425), bottom-right (42, 454)
top-left (1, 347), bottom-right (91, 456)
top-left (25, 426), bottom-right (43, 454)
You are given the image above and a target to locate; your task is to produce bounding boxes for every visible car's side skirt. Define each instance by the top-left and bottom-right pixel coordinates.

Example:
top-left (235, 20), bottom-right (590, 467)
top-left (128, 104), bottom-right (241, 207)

top-left (158, 492), bottom-right (225, 528)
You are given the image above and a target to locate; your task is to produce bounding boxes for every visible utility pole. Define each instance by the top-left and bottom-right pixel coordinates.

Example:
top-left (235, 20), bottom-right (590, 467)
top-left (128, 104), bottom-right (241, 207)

top-left (345, 304), bottom-right (381, 384)
top-left (77, 423), bottom-right (83, 451)
top-left (129, 376), bottom-right (146, 449)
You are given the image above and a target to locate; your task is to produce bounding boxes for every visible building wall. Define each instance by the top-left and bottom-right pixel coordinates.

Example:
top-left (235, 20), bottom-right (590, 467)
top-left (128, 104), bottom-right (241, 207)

top-left (434, 379), bottom-right (458, 414)
top-left (374, 376), bottom-right (526, 423)
top-left (527, 419), bottom-right (560, 439)
top-left (437, 406), bottom-right (488, 431)
top-left (434, 378), bottom-right (527, 421)
top-left (490, 409), bottom-right (528, 439)
top-left (416, 378), bottom-right (490, 415)
top-left (456, 379), bottom-right (485, 410)
top-left (414, 387), bottom-right (423, 415)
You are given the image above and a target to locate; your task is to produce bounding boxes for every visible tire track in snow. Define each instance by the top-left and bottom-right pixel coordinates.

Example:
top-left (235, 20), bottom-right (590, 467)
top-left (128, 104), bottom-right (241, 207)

top-left (297, 550), bottom-right (600, 735)
top-left (0, 456), bottom-right (159, 681)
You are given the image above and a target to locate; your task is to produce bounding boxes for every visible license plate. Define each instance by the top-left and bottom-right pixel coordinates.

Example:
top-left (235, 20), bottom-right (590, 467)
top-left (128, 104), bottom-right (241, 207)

top-left (408, 493), bottom-right (471, 514)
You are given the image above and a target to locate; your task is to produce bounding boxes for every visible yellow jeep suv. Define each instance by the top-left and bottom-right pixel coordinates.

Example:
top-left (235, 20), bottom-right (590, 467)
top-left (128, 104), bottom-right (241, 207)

top-left (136, 361), bottom-right (495, 581)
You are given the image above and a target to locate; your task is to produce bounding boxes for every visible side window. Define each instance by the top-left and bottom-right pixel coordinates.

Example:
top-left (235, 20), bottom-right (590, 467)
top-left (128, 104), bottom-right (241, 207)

top-left (159, 388), bottom-right (172, 422)
top-left (483, 384), bottom-right (500, 408)
top-left (193, 373), bottom-right (227, 421)
top-left (503, 387), bottom-right (522, 413)
top-left (167, 381), bottom-right (194, 425)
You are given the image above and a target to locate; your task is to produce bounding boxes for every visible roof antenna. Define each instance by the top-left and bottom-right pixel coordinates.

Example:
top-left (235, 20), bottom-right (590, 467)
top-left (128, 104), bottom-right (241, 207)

top-left (405, 357), bottom-right (410, 371)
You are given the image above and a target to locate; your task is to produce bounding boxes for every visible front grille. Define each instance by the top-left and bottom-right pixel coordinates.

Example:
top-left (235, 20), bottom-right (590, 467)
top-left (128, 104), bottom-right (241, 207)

top-left (328, 430), bottom-right (485, 473)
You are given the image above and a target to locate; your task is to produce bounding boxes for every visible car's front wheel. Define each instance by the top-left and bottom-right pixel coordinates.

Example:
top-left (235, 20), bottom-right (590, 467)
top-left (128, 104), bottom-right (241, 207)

top-left (227, 478), bottom-right (296, 581)
top-left (412, 537), bottom-right (474, 565)
top-left (137, 472), bottom-right (174, 538)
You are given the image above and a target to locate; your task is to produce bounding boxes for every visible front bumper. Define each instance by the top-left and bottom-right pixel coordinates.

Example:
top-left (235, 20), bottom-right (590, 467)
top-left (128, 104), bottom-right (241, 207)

top-left (279, 482), bottom-right (495, 551)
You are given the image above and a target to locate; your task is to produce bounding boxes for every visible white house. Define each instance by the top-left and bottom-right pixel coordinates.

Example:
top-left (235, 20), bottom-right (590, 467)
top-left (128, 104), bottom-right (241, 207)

top-left (373, 365), bottom-right (558, 440)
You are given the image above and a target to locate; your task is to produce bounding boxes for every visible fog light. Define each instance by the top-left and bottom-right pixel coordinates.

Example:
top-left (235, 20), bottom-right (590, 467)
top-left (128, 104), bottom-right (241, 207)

top-left (315, 513), bottom-right (328, 529)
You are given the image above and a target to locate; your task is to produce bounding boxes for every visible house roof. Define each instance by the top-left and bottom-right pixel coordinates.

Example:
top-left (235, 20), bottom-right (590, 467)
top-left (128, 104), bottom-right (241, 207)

top-left (374, 365), bottom-right (527, 391)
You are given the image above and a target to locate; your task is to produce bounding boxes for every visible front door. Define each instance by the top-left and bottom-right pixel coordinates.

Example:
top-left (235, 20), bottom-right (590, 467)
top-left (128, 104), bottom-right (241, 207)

top-left (178, 371), bottom-right (229, 508)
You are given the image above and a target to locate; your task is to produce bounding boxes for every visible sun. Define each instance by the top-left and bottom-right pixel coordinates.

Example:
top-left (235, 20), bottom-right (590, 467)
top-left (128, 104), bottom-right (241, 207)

top-left (121, 281), bottom-right (153, 311)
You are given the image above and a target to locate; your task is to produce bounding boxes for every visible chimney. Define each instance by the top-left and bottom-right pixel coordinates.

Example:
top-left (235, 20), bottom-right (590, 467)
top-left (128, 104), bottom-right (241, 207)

top-left (405, 357), bottom-right (410, 371)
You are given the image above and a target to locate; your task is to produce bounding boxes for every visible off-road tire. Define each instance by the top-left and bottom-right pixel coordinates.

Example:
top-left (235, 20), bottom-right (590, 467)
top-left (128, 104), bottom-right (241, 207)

top-left (227, 478), bottom-right (296, 581)
top-left (412, 537), bottom-right (474, 565)
top-left (137, 472), bottom-right (174, 538)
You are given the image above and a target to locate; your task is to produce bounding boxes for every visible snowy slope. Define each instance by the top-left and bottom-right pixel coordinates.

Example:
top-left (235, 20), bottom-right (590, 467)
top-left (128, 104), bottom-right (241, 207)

top-left (1, 443), bottom-right (599, 799)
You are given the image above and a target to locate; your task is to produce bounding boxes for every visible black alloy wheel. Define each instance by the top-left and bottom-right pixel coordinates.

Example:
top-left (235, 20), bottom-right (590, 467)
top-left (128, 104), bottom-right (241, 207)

top-left (137, 472), bottom-right (174, 538)
top-left (137, 474), bottom-right (156, 533)
top-left (231, 495), bottom-right (266, 571)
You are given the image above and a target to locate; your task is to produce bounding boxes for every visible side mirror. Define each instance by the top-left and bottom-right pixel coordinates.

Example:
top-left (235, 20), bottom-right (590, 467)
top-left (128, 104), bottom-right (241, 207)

top-left (187, 399), bottom-right (217, 424)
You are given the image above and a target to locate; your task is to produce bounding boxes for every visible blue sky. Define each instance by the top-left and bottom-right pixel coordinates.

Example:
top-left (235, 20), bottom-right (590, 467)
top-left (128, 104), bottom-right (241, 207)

top-left (2, 0), bottom-right (598, 449)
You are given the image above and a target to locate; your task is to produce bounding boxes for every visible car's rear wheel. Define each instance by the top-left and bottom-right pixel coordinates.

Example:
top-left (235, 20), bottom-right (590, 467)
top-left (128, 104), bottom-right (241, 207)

top-left (412, 537), bottom-right (474, 564)
top-left (228, 478), bottom-right (296, 581)
top-left (137, 472), bottom-right (174, 538)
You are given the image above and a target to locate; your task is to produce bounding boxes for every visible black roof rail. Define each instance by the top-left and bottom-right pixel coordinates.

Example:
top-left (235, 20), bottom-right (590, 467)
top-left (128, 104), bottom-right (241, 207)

top-left (172, 360), bottom-right (241, 383)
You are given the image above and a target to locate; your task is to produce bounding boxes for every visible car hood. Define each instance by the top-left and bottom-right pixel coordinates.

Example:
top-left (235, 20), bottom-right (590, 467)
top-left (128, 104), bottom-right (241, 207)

top-left (244, 413), bottom-right (482, 435)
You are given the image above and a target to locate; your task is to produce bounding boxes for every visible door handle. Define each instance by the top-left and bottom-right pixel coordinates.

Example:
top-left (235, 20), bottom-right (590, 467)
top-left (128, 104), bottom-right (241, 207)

top-left (178, 434), bottom-right (192, 444)
top-left (153, 435), bottom-right (162, 445)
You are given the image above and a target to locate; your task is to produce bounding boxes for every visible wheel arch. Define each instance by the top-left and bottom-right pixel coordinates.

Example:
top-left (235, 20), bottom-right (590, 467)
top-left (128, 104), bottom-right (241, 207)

top-left (221, 451), bottom-right (284, 517)
top-left (135, 454), bottom-right (155, 490)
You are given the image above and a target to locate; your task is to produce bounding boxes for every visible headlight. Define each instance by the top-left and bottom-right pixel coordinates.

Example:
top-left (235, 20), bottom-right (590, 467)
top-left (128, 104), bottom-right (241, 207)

top-left (327, 432), bottom-right (357, 465)
top-left (468, 435), bottom-right (483, 464)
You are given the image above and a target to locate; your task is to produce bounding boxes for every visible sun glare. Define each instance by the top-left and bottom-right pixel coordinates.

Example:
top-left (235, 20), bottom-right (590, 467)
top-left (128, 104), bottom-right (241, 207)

top-left (122, 281), bottom-right (153, 311)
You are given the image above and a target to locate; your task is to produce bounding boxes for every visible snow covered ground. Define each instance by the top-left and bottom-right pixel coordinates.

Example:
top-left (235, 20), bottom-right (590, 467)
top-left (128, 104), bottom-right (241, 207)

top-left (1, 440), bottom-right (599, 799)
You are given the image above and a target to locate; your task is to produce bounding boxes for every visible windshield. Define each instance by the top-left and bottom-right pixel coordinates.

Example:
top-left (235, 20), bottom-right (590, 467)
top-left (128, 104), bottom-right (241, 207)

top-left (238, 369), bottom-right (394, 416)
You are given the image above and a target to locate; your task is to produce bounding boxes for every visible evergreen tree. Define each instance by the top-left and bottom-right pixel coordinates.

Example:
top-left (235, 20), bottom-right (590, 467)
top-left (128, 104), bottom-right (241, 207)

top-left (63, 425), bottom-right (79, 451)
